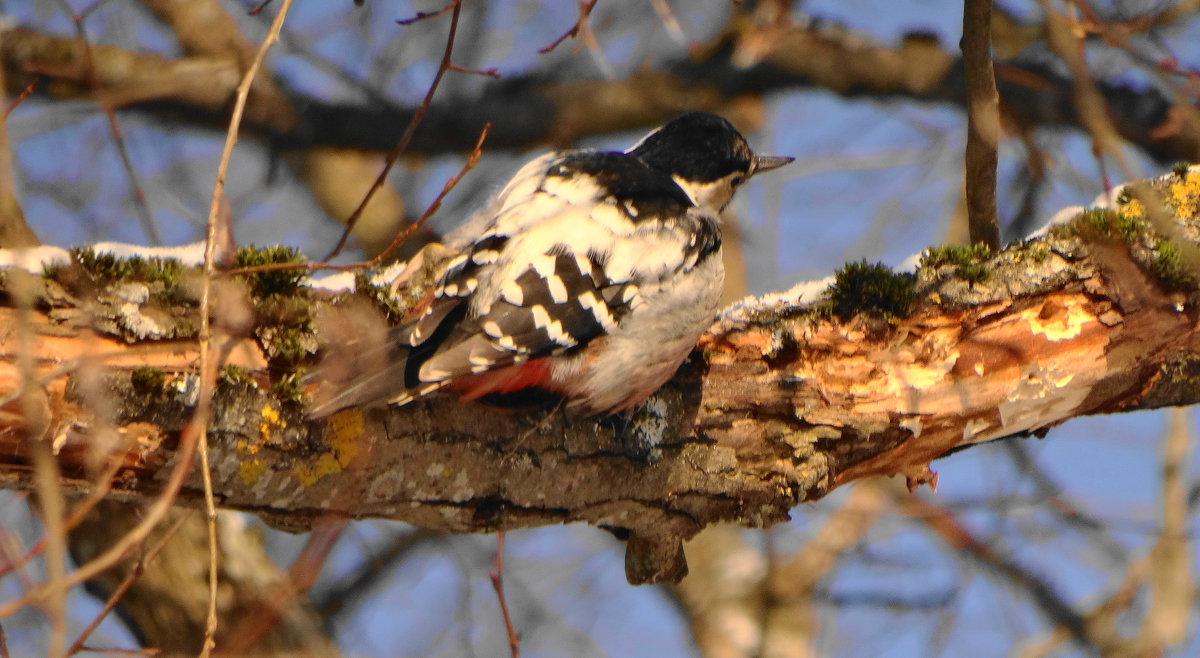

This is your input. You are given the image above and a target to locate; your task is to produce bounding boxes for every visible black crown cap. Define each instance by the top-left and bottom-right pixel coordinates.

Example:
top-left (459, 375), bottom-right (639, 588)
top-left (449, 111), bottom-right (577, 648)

top-left (628, 111), bottom-right (755, 183)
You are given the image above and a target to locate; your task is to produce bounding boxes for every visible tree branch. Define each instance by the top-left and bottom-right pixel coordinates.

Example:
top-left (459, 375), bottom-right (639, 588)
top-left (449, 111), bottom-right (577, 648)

top-left (2, 13), bottom-right (1196, 162)
top-left (1, 169), bottom-right (1199, 585)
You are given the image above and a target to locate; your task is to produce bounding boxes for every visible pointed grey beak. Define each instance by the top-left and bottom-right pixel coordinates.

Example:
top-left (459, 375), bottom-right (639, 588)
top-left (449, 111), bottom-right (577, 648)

top-left (750, 154), bottom-right (794, 177)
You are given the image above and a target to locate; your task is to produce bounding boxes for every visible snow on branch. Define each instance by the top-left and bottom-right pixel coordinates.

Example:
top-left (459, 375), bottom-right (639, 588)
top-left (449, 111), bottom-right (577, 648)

top-left (1, 168), bottom-right (1199, 584)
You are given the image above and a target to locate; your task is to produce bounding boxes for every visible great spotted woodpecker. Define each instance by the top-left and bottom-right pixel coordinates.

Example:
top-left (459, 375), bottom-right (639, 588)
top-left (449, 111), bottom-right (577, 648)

top-left (312, 111), bottom-right (792, 416)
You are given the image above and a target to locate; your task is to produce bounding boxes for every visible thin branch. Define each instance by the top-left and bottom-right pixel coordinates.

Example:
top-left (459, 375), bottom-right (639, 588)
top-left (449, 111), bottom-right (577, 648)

top-left (194, 0), bottom-right (295, 653)
top-left (3, 78), bottom-right (40, 117)
top-left (65, 513), bottom-right (191, 656)
top-left (324, 0), bottom-right (467, 261)
top-left (220, 518), bottom-right (345, 654)
top-left (0, 455), bottom-right (124, 580)
top-left (539, 0), bottom-right (599, 54)
top-left (315, 528), bottom-right (439, 622)
top-left (364, 122), bottom-right (489, 267)
top-left (395, 1), bottom-right (456, 26)
top-left (900, 495), bottom-right (1095, 650)
top-left (489, 531), bottom-right (520, 658)
top-left (215, 121), bottom-right (487, 280)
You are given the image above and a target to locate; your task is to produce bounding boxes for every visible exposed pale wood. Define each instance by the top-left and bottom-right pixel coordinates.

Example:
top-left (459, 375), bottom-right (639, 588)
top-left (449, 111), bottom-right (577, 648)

top-left (2, 179), bottom-right (1199, 584)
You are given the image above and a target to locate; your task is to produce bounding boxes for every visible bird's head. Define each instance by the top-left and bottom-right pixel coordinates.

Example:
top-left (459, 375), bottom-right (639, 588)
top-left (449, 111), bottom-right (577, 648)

top-left (627, 111), bottom-right (793, 213)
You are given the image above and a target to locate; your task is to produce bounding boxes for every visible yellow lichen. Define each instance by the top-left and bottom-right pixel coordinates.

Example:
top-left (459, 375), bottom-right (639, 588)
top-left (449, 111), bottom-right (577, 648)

top-left (293, 408), bottom-right (363, 486)
top-left (1119, 197), bottom-right (1146, 219)
top-left (259, 403), bottom-right (287, 441)
top-left (1168, 171), bottom-right (1200, 219)
top-left (239, 458), bottom-right (267, 485)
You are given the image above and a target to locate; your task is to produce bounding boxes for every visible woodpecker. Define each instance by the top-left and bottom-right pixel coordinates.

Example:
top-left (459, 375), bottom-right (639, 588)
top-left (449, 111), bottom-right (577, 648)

top-left (312, 111), bottom-right (792, 416)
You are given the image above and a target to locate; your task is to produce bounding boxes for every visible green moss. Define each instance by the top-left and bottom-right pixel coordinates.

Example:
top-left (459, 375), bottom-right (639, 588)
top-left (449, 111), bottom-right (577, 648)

top-left (267, 325), bottom-right (313, 366)
top-left (355, 271), bottom-right (408, 318)
top-left (1117, 213), bottom-right (1145, 241)
top-left (218, 364), bottom-right (254, 388)
top-left (40, 261), bottom-right (63, 280)
top-left (130, 366), bottom-right (166, 395)
top-left (271, 371), bottom-right (306, 405)
top-left (1078, 208), bottom-right (1116, 236)
top-left (70, 247), bottom-right (186, 292)
top-left (920, 242), bottom-right (995, 287)
top-left (958, 263), bottom-right (991, 287)
top-left (919, 243), bottom-right (991, 269)
top-left (1029, 243), bottom-right (1051, 263)
top-left (1063, 208), bottom-right (1148, 244)
top-left (828, 260), bottom-right (916, 321)
top-left (1152, 238), bottom-right (1193, 291)
top-left (234, 245), bottom-right (305, 297)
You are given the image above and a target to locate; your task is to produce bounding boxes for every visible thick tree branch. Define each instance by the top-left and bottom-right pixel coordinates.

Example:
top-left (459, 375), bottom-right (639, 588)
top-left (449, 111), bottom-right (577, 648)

top-left (1, 170), bottom-right (1199, 585)
top-left (2, 13), bottom-right (1197, 162)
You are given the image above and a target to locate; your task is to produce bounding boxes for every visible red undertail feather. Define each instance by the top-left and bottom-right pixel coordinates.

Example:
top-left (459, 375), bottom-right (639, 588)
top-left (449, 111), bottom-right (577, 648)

top-left (449, 358), bottom-right (556, 402)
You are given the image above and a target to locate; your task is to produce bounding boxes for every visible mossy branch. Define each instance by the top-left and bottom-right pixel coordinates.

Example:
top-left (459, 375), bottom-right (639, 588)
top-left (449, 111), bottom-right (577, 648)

top-left (2, 169), bottom-right (1200, 584)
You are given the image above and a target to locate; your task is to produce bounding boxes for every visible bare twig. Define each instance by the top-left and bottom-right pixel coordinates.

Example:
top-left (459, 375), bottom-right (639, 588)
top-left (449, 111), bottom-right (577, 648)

top-left (649, 0), bottom-right (686, 43)
top-left (66, 514), bottom-right (191, 656)
top-left (220, 121), bottom-right (488, 280)
top-left (193, 0), bottom-right (295, 653)
top-left (901, 495), bottom-right (1095, 650)
top-left (3, 78), bottom-right (40, 117)
top-left (365, 122), bottom-right (489, 267)
top-left (396, 0), bottom-right (456, 25)
top-left (0, 455), bottom-right (124, 580)
top-left (489, 531), bottom-right (520, 658)
top-left (324, 0), bottom-right (468, 262)
top-left (539, 0), bottom-right (599, 54)
top-left (248, 0), bottom-right (275, 15)
top-left (963, 0), bottom-right (1001, 249)
top-left (315, 528), bottom-right (440, 622)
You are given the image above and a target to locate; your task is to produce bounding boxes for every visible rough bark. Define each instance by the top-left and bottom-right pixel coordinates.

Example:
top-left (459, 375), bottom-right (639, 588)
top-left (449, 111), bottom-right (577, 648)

top-left (1, 171), bottom-right (1199, 585)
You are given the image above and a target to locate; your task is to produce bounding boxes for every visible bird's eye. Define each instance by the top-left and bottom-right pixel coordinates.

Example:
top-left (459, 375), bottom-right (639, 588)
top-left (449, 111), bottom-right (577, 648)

top-left (731, 175), bottom-right (744, 187)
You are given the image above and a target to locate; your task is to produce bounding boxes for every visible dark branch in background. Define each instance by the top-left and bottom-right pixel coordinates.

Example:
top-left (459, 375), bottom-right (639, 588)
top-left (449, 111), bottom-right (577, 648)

top-left (4, 10), bottom-right (1198, 164)
top-left (395, 0), bottom-right (456, 26)
top-left (962, 0), bottom-right (1000, 249)
top-left (223, 122), bottom-right (487, 277)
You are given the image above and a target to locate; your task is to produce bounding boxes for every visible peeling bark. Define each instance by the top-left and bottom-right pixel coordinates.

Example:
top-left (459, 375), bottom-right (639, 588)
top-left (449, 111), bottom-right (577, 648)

top-left (2, 173), bottom-right (1200, 584)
